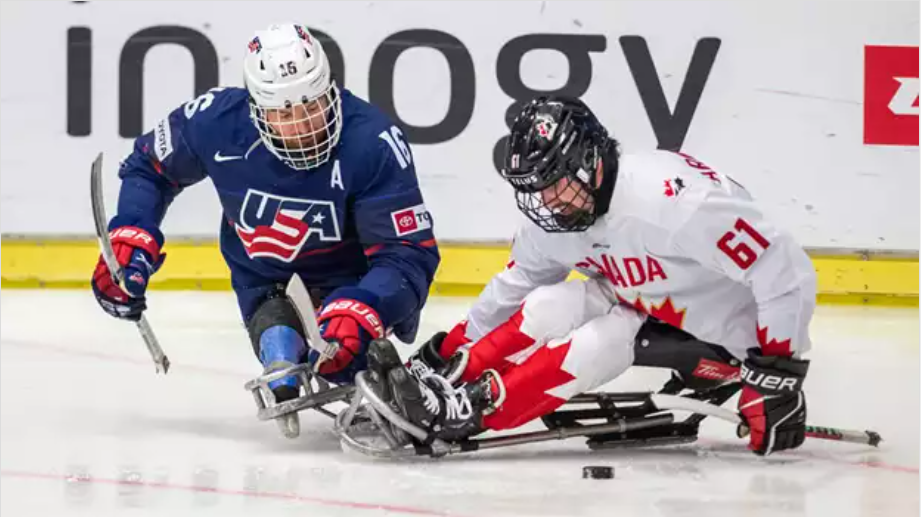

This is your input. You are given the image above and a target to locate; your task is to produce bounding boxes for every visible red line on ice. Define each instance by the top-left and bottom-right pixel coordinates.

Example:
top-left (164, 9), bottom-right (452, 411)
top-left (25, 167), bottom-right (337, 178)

top-left (0, 469), bottom-right (459, 516)
top-left (6, 340), bottom-right (918, 476)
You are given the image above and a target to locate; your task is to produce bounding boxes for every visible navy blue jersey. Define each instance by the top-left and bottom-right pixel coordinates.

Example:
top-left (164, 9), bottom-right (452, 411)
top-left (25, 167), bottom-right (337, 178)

top-left (113, 87), bottom-right (440, 341)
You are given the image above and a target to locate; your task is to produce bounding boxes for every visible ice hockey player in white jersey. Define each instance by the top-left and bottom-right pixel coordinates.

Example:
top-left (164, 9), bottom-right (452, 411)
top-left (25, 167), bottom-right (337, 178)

top-left (374, 96), bottom-right (817, 455)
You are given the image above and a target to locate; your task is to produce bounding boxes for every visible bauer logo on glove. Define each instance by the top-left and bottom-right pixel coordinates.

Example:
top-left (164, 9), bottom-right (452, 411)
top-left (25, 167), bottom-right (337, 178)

top-left (314, 298), bottom-right (385, 383)
top-left (319, 299), bottom-right (385, 337)
top-left (91, 224), bottom-right (165, 321)
top-left (740, 363), bottom-right (804, 392)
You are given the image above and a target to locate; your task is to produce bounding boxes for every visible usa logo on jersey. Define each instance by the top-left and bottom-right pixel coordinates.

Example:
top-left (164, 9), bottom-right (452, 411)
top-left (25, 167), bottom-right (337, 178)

top-left (234, 189), bottom-right (341, 262)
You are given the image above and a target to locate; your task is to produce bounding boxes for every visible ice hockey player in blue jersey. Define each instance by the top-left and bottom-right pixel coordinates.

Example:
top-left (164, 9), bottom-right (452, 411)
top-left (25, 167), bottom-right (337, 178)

top-left (90, 23), bottom-right (440, 437)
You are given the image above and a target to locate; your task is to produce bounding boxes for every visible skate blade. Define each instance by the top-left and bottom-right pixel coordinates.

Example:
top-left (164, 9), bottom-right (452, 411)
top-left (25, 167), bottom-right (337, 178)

top-left (276, 413), bottom-right (301, 439)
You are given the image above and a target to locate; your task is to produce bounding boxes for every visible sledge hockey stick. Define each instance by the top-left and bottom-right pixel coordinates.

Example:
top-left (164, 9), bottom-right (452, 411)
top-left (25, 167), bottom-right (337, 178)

top-left (285, 274), bottom-right (339, 372)
top-left (646, 394), bottom-right (882, 447)
top-left (338, 382), bottom-right (883, 458)
top-left (90, 152), bottom-right (170, 374)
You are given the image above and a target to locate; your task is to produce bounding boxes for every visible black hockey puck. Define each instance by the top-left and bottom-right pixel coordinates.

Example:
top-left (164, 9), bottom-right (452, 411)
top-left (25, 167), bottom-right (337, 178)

top-left (582, 466), bottom-right (614, 479)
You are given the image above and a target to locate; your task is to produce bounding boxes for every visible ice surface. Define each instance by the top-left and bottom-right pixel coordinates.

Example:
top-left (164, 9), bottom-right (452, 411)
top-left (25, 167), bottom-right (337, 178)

top-left (1, 290), bottom-right (917, 516)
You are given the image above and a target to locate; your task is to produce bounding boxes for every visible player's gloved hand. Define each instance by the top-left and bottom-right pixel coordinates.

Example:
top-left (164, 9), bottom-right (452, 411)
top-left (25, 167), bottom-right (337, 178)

top-left (91, 226), bottom-right (165, 321)
top-left (313, 299), bottom-right (384, 383)
top-left (438, 320), bottom-right (473, 358)
top-left (738, 348), bottom-right (810, 455)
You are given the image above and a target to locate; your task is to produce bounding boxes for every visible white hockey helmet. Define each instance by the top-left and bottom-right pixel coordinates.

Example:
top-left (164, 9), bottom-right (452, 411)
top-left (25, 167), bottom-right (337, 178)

top-left (243, 24), bottom-right (342, 170)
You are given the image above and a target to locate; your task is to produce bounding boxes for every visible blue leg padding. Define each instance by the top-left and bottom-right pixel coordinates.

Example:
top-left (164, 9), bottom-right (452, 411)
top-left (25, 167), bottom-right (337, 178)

top-left (259, 326), bottom-right (308, 390)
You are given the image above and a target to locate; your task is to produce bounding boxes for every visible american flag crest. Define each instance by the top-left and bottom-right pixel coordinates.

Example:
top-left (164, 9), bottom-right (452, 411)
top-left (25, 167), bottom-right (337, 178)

top-left (234, 189), bottom-right (341, 262)
top-left (295, 25), bottom-right (311, 44)
top-left (128, 271), bottom-right (146, 287)
top-left (248, 37), bottom-right (262, 54)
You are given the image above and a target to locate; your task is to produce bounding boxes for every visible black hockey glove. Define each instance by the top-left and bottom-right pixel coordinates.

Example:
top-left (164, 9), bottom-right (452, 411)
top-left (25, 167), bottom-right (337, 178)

top-left (738, 348), bottom-right (810, 455)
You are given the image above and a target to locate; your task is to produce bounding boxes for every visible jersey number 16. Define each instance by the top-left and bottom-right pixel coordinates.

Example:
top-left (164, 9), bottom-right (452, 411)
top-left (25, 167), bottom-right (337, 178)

top-left (379, 126), bottom-right (412, 170)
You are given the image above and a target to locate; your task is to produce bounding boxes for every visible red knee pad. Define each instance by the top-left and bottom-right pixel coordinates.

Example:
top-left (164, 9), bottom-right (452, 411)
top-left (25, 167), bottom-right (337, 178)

top-left (461, 309), bottom-right (538, 382)
top-left (482, 341), bottom-right (575, 430)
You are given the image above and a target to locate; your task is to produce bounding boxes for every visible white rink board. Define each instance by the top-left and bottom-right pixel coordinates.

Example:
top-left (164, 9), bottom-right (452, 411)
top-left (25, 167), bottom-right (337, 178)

top-left (0, 1), bottom-right (918, 249)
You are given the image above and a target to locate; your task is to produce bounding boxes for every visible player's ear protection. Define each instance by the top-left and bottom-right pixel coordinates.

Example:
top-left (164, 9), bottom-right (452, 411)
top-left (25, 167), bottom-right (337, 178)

top-left (583, 146), bottom-right (596, 172)
top-left (578, 145), bottom-right (600, 188)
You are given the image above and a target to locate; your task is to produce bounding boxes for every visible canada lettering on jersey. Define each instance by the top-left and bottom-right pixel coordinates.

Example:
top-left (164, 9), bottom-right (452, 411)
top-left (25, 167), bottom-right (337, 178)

top-left (234, 189), bottom-right (341, 262)
top-left (676, 151), bottom-right (721, 185)
top-left (576, 253), bottom-right (668, 289)
top-left (463, 151), bottom-right (814, 359)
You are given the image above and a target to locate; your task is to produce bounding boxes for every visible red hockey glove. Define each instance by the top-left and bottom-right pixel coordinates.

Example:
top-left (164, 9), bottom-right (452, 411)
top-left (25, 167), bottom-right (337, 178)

top-left (315, 299), bottom-right (384, 380)
top-left (91, 226), bottom-right (164, 321)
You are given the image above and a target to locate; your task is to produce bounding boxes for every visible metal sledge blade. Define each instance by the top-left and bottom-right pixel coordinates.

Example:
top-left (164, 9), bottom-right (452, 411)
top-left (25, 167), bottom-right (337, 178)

top-left (90, 152), bottom-right (170, 374)
top-left (275, 411), bottom-right (301, 439)
top-left (587, 433), bottom-right (699, 450)
top-left (244, 362), bottom-right (353, 421)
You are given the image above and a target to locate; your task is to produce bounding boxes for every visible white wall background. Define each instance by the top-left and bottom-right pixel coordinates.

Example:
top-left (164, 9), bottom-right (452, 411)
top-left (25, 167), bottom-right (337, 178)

top-left (0, 1), bottom-right (918, 250)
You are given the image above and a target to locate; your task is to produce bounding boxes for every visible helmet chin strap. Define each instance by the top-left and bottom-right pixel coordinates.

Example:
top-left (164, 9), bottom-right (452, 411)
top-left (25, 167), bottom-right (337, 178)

top-left (592, 139), bottom-right (620, 218)
top-left (552, 209), bottom-right (595, 231)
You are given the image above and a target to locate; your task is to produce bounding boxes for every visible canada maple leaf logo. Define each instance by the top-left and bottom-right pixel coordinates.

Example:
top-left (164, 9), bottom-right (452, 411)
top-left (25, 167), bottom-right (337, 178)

top-left (615, 291), bottom-right (648, 314)
top-left (614, 293), bottom-right (687, 329)
top-left (756, 325), bottom-right (792, 356)
top-left (649, 297), bottom-right (688, 329)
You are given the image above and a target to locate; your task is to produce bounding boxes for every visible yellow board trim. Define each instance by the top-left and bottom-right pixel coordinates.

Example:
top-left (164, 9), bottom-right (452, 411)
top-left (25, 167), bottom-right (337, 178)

top-left (2, 239), bottom-right (917, 306)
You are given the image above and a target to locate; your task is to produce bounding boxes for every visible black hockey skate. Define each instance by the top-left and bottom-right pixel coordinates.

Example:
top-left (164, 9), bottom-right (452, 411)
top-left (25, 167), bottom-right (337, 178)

top-left (405, 332), bottom-right (468, 385)
top-left (378, 338), bottom-right (501, 443)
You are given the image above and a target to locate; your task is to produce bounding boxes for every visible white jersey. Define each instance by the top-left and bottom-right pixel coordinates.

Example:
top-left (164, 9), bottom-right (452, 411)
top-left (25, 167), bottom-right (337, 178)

top-left (466, 150), bottom-right (817, 359)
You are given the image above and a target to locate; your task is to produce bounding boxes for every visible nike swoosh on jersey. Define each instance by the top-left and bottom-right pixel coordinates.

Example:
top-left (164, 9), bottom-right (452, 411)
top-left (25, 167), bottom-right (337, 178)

top-left (214, 151), bottom-right (244, 162)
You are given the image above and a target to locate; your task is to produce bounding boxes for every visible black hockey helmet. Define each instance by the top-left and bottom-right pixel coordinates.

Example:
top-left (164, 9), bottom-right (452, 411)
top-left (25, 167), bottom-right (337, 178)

top-left (500, 96), bottom-right (619, 232)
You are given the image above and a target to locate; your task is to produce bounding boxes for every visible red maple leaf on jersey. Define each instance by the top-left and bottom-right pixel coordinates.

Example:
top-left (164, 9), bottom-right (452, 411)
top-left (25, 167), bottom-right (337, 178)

top-left (756, 325), bottom-right (792, 356)
top-left (649, 296), bottom-right (687, 329)
top-left (614, 293), bottom-right (687, 330)
top-left (664, 179), bottom-right (675, 197)
top-left (614, 292), bottom-right (648, 314)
